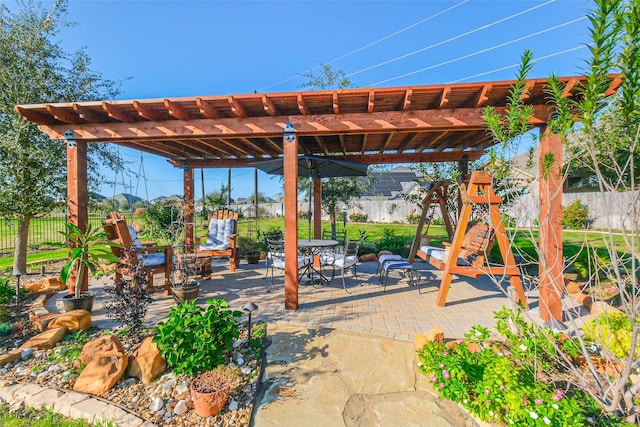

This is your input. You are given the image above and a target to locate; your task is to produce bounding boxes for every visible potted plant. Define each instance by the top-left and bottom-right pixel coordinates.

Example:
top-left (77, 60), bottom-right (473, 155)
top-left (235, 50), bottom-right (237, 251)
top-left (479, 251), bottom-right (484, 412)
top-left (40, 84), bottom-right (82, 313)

top-left (190, 366), bottom-right (232, 417)
top-left (240, 237), bottom-right (262, 264)
top-left (50, 222), bottom-right (120, 312)
top-left (170, 257), bottom-right (201, 304)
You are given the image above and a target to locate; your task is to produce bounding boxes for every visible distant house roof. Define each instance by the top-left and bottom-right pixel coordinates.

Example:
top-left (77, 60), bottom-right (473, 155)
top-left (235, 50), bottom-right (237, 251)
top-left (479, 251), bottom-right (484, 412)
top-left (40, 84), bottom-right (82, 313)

top-left (360, 167), bottom-right (422, 200)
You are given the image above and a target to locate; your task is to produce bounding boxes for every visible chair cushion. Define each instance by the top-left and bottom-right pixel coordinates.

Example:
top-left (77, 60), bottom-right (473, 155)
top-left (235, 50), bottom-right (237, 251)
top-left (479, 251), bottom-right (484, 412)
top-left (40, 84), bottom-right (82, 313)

top-left (128, 226), bottom-right (143, 249)
top-left (378, 254), bottom-right (404, 265)
top-left (272, 256), bottom-right (311, 270)
top-left (140, 252), bottom-right (165, 267)
top-left (205, 218), bottom-right (235, 249)
top-left (382, 260), bottom-right (413, 273)
top-left (420, 245), bottom-right (471, 266)
top-left (333, 255), bottom-right (358, 269)
top-left (199, 243), bottom-right (230, 251)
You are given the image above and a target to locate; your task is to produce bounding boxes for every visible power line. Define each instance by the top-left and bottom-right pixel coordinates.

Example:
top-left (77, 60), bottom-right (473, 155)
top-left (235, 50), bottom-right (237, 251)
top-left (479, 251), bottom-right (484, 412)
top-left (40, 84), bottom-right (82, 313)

top-left (347, 0), bottom-right (556, 79)
top-left (256, 0), bottom-right (469, 92)
top-left (446, 45), bottom-right (588, 84)
top-left (369, 16), bottom-right (586, 87)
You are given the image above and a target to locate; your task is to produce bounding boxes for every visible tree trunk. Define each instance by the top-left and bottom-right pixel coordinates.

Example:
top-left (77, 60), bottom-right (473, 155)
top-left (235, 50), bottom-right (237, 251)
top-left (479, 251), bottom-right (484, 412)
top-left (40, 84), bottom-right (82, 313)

top-left (330, 212), bottom-right (337, 238)
top-left (13, 215), bottom-right (31, 274)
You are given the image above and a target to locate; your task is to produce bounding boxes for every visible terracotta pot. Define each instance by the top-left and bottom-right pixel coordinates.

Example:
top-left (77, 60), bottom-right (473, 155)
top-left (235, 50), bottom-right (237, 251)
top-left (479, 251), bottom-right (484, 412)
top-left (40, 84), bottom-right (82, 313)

top-left (191, 384), bottom-right (230, 417)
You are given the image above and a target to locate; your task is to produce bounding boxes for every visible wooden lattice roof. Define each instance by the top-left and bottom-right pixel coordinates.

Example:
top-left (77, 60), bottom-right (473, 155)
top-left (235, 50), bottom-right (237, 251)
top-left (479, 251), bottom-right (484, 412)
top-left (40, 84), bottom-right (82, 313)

top-left (14, 75), bottom-right (621, 169)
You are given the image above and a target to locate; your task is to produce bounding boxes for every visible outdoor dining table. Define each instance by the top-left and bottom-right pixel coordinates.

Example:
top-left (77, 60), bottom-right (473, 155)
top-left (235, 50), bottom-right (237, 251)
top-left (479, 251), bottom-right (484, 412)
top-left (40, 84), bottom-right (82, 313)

top-left (297, 239), bottom-right (339, 285)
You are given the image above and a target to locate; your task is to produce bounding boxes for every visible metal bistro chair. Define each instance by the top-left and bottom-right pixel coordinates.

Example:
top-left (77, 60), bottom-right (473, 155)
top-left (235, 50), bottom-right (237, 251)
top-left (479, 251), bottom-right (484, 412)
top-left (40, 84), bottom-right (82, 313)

top-left (322, 229), bottom-right (347, 246)
top-left (264, 237), bottom-right (312, 292)
top-left (320, 232), bottom-right (365, 293)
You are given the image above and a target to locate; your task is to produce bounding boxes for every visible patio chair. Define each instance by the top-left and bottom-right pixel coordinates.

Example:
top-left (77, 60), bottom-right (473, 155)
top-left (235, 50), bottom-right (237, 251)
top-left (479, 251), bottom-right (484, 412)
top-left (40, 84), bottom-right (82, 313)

top-left (102, 216), bottom-right (174, 294)
top-left (264, 237), bottom-right (312, 292)
top-left (197, 210), bottom-right (240, 272)
top-left (322, 229), bottom-right (347, 245)
top-left (320, 231), bottom-right (365, 293)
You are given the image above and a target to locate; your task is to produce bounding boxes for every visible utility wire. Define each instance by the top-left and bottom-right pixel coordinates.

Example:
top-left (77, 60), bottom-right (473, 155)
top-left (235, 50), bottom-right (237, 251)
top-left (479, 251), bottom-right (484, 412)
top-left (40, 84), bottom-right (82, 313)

top-left (447, 45), bottom-right (588, 83)
top-left (256, 0), bottom-right (469, 92)
top-left (347, 0), bottom-right (556, 79)
top-left (369, 16), bottom-right (586, 87)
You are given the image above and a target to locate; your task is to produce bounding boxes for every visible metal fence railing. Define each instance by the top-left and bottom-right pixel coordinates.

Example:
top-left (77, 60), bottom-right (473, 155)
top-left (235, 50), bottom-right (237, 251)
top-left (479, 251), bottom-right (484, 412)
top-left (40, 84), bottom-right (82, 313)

top-left (0, 213), bottom-right (106, 255)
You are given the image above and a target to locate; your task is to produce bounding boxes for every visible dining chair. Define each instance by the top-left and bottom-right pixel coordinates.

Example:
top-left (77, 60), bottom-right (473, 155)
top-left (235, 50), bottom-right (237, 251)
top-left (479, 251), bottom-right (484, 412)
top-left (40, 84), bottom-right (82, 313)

top-left (264, 237), bottom-right (312, 292)
top-left (320, 231), bottom-right (365, 293)
top-left (322, 229), bottom-right (347, 245)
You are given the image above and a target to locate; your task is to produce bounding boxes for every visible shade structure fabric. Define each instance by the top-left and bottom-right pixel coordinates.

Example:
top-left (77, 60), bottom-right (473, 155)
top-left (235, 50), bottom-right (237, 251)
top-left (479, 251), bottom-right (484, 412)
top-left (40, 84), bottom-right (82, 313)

top-left (250, 155), bottom-right (369, 178)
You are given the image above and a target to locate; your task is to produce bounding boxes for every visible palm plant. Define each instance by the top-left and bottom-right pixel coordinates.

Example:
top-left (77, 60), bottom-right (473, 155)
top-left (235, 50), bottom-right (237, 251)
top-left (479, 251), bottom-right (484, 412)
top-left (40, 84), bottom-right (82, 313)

top-left (51, 223), bottom-right (120, 297)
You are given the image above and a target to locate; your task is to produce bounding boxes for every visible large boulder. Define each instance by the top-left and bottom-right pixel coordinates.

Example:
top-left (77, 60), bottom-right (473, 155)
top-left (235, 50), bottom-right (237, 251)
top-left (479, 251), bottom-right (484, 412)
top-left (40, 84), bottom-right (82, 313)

top-left (73, 353), bottom-right (128, 395)
top-left (0, 349), bottom-right (22, 366)
top-left (127, 336), bottom-right (166, 385)
top-left (19, 327), bottom-right (68, 350)
top-left (48, 310), bottom-right (91, 333)
top-left (73, 335), bottom-right (128, 395)
top-left (40, 277), bottom-right (66, 291)
top-left (80, 335), bottom-right (125, 365)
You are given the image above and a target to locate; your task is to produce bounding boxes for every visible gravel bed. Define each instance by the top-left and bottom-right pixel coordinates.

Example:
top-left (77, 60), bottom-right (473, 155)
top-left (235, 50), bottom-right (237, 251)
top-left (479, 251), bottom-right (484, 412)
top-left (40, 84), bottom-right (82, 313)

top-left (0, 325), bottom-right (263, 426)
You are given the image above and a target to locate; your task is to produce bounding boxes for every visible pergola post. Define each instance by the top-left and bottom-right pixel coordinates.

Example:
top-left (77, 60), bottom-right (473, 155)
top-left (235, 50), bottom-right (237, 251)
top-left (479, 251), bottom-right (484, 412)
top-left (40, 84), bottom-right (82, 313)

top-left (313, 178), bottom-right (322, 239)
top-left (183, 163), bottom-right (194, 251)
top-left (538, 126), bottom-right (564, 322)
top-left (66, 136), bottom-right (89, 293)
top-left (283, 122), bottom-right (299, 310)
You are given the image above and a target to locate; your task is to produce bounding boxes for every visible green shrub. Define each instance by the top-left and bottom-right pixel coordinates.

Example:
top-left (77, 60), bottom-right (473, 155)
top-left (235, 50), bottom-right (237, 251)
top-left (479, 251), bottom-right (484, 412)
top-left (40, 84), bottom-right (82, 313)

top-left (144, 203), bottom-right (182, 240)
top-left (0, 277), bottom-right (15, 304)
top-left (0, 306), bottom-right (8, 322)
top-left (562, 200), bottom-right (590, 229)
top-left (349, 212), bottom-right (368, 222)
top-left (153, 298), bottom-right (242, 376)
top-left (406, 212), bottom-right (420, 224)
top-left (375, 229), bottom-right (411, 257)
top-left (0, 322), bottom-right (13, 337)
top-left (583, 312), bottom-right (637, 360)
top-left (417, 308), bottom-right (627, 426)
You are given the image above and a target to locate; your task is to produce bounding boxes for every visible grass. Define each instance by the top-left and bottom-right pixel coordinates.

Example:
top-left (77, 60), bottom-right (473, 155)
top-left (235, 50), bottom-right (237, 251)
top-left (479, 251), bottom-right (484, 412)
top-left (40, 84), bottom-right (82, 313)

top-left (0, 403), bottom-right (109, 427)
top-left (0, 216), bottom-right (633, 282)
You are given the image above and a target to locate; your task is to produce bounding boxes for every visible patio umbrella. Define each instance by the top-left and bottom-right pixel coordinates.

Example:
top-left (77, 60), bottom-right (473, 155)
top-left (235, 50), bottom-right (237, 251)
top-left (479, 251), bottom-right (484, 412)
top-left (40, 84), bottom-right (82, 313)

top-left (250, 155), bottom-right (369, 239)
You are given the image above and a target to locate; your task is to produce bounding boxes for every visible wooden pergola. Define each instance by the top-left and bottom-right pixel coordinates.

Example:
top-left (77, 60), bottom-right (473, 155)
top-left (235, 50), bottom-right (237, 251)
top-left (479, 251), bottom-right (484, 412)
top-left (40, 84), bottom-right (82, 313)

top-left (15, 76), bottom-right (621, 321)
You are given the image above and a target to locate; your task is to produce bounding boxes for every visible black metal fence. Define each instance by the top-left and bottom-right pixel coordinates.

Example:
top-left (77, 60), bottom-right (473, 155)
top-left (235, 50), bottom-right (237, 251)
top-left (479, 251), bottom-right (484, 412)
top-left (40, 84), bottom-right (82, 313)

top-left (0, 213), bottom-right (107, 255)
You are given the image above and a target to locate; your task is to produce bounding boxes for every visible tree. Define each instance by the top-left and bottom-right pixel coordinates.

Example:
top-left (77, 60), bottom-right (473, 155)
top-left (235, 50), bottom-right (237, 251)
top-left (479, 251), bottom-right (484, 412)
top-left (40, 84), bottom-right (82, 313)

top-left (204, 184), bottom-right (230, 212)
top-left (0, 0), bottom-right (123, 273)
top-left (299, 64), bottom-right (367, 236)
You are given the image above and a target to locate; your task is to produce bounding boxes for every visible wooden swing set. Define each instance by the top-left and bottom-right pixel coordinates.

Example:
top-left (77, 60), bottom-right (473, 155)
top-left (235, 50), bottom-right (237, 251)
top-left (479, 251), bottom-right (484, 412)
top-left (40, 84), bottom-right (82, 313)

top-left (408, 170), bottom-right (526, 307)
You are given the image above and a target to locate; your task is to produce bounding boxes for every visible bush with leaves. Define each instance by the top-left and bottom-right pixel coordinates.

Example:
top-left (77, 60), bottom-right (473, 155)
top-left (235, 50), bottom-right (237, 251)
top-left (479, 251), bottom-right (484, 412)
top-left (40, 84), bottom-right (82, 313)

top-left (103, 263), bottom-right (154, 339)
top-left (0, 278), bottom-right (15, 304)
top-left (153, 298), bottom-right (242, 376)
top-left (418, 309), bottom-right (628, 426)
top-left (375, 229), bottom-right (411, 257)
top-left (562, 200), bottom-right (590, 230)
top-left (349, 212), bottom-right (368, 223)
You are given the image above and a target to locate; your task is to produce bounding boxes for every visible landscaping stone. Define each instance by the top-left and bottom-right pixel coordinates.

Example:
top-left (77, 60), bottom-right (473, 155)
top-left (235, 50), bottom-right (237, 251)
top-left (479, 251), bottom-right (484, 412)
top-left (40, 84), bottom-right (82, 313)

top-left (48, 309), bottom-right (92, 332)
top-left (19, 326), bottom-right (68, 350)
top-left (127, 336), bottom-right (166, 385)
top-left (359, 253), bottom-right (378, 261)
top-left (0, 349), bottom-right (21, 366)
top-left (31, 294), bottom-right (48, 307)
top-left (73, 353), bottom-right (128, 395)
top-left (80, 334), bottom-right (125, 365)
top-left (41, 277), bottom-right (66, 291)
top-left (30, 312), bottom-right (60, 332)
top-left (26, 386), bottom-right (64, 410)
top-left (590, 301), bottom-right (622, 317)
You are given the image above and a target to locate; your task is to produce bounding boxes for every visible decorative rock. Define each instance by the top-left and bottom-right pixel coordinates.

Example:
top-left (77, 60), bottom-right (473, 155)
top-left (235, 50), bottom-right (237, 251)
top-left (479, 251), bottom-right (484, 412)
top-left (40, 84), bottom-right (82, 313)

top-left (359, 253), bottom-right (378, 262)
top-left (590, 301), bottom-right (622, 317)
top-left (20, 348), bottom-right (34, 360)
top-left (565, 281), bottom-right (582, 295)
top-left (174, 382), bottom-right (189, 397)
top-left (0, 350), bottom-right (21, 366)
top-left (19, 327), bottom-right (68, 350)
top-left (127, 336), bottom-right (167, 385)
top-left (31, 294), bottom-right (48, 308)
top-left (30, 313), bottom-right (60, 332)
top-left (414, 327), bottom-right (445, 352)
top-left (73, 353), bottom-right (128, 395)
top-left (48, 309), bottom-right (91, 333)
top-left (236, 357), bottom-right (245, 366)
top-left (41, 277), bottom-right (66, 291)
top-left (149, 396), bottom-right (164, 412)
top-left (80, 335), bottom-right (125, 365)
top-left (228, 398), bottom-right (238, 411)
top-left (25, 282), bottom-right (43, 293)
top-left (174, 399), bottom-right (188, 415)
top-left (162, 377), bottom-right (176, 393)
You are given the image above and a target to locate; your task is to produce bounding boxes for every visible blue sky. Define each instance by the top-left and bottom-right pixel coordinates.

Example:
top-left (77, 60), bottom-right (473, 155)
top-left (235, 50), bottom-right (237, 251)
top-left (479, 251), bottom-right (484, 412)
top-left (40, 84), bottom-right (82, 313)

top-left (49, 0), bottom-right (592, 200)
